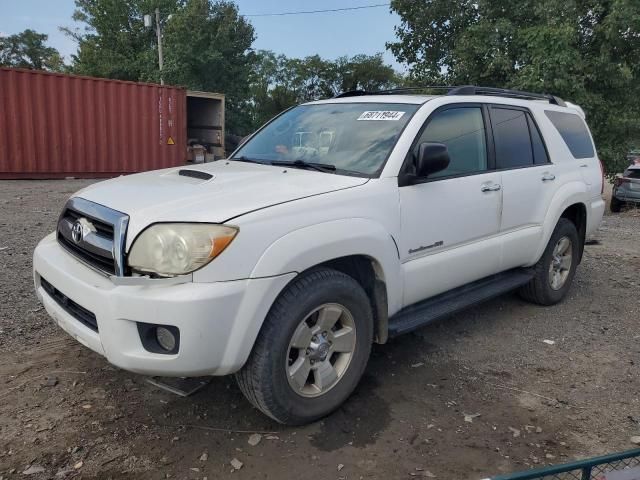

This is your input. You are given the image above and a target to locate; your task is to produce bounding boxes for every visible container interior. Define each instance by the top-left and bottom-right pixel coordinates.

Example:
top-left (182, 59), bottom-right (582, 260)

top-left (186, 95), bottom-right (224, 162)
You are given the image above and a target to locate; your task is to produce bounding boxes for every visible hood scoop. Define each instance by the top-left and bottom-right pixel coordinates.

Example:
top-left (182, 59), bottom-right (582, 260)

top-left (178, 169), bottom-right (214, 181)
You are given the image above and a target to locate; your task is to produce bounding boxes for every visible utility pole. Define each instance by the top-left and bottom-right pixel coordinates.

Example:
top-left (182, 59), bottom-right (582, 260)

top-left (155, 8), bottom-right (164, 85)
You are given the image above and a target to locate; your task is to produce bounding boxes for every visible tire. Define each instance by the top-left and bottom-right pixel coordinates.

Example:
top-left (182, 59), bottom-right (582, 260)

top-left (235, 267), bottom-right (373, 425)
top-left (518, 218), bottom-right (580, 306)
top-left (610, 196), bottom-right (622, 213)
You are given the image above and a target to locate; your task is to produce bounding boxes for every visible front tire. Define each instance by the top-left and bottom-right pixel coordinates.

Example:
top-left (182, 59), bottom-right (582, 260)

top-left (235, 268), bottom-right (373, 425)
top-left (519, 218), bottom-right (580, 306)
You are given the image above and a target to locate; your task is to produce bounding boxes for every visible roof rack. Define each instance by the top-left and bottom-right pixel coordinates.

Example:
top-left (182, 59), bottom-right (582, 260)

top-left (334, 85), bottom-right (566, 107)
top-left (447, 85), bottom-right (566, 107)
top-left (334, 86), bottom-right (454, 98)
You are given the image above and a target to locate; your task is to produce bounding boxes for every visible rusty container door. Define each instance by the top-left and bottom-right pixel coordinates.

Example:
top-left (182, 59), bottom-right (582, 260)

top-left (0, 68), bottom-right (186, 179)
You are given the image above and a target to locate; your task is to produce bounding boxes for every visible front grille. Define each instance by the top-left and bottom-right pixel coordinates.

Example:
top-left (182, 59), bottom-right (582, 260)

top-left (40, 277), bottom-right (99, 332)
top-left (56, 198), bottom-right (128, 276)
top-left (58, 234), bottom-right (116, 274)
top-left (64, 208), bottom-right (114, 237)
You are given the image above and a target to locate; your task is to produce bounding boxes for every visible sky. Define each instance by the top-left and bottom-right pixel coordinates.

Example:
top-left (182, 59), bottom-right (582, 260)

top-left (0, 0), bottom-right (405, 70)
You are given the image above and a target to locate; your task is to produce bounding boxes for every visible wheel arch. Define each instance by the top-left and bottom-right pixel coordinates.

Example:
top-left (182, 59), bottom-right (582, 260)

top-left (560, 202), bottom-right (587, 262)
top-left (250, 218), bottom-right (403, 343)
top-left (310, 254), bottom-right (390, 344)
top-left (534, 183), bottom-right (589, 263)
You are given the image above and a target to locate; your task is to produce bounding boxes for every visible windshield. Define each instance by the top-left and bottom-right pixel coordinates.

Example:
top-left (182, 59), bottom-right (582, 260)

top-left (232, 102), bottom-right (419, 176)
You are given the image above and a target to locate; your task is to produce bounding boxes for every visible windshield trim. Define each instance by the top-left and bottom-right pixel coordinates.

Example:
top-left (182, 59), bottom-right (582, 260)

top-left (229, 102), bottom-right (423, 179)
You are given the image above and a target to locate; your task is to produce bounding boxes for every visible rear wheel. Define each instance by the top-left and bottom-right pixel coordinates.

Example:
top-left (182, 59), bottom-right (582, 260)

top-left (235, 268), bottom-right (373, 425)
top-left (610, 196), bottom-right (622, 213)
top-left (519, 218), bottom-right (579, 306)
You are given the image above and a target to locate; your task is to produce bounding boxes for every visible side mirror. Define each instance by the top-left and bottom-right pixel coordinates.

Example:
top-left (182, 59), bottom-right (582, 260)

top-left (415, 142), bottom-right (450, 178)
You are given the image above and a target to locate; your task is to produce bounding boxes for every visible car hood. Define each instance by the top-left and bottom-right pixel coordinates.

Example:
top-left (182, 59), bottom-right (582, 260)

top-left (75, 161), bottom-right (368, 243)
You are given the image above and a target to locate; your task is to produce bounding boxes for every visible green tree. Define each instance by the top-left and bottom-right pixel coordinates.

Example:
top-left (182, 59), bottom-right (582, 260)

top-left (388, 0), bottom-right (640, 175)
top-left (248, 50), bottom-right (298, 127)
top-left (0, 29), bottom-right (64, 71)
top-left (248, 51), bottom-right (402, 130)
top-left (66, 0), bottom-right (255, 133)
top-left (331, 53), bottom-right (401, 94)
top-left (162, 0), bottom-right (255, 134)
top-left (64, 0), bottom-right (177, 81)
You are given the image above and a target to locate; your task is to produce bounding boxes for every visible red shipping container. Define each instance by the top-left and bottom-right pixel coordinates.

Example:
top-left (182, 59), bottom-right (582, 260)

top-left (0, 68), bottom-right (188, 179)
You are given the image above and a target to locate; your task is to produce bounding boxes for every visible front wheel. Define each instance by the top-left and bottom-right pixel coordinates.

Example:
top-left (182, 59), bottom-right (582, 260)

top-left (519, 218), bottom-right (580, 306)
top-left (235, 268), bottom-right (373, 425)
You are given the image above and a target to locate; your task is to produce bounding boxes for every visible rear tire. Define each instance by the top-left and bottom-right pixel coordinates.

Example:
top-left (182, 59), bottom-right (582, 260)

top-left (519, 218), bottom-right (579, 306)
top-left (235, 267), bottom-right (373, 425)
top-left (610, 196), bottom-right (622, 213)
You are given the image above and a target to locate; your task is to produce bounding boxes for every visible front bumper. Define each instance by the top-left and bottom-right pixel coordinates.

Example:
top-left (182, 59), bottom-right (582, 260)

top-left (33, 233), bottom-right (294, 376)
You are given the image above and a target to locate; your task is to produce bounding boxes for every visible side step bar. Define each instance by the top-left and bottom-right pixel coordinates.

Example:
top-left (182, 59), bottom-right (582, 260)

top-left (388, 269), bottom-right (534, 337)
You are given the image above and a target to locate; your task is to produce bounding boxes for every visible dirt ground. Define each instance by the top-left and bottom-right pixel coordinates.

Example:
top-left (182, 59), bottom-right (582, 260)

top-left (1, 179), bottom-right (639, 480)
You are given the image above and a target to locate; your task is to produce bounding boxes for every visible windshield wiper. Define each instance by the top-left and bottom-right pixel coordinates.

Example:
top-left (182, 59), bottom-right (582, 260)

top-left (230, 156), bottom-right (264, 164)
top-left (271, 159), bottom-right (337, 173)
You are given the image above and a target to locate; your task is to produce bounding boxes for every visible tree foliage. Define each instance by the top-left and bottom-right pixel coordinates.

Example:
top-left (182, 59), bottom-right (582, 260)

top-left (65, 0), bottom-right (170, 81)
top-left (388, 0), bottom-right (640, 175)
top-left (65, 0), bottom-right (401, 134)
top-left (249, 50), bottom-right (401, 129)
top-left (67, 0), bottom-right (255, 133)
top-left (0, 29), bottom-right (64, 71)
top-left (162, 0), bottom-right (255, 134)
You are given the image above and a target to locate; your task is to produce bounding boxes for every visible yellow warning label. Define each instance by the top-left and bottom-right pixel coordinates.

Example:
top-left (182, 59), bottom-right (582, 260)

top-left (167, 136), bottom-right (175, 145)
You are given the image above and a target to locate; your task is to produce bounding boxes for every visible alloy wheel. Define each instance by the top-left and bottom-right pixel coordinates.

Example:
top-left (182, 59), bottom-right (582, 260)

top-left (548, 236), bottom-right (573, 290)
top-left (286, 303), bottom-right (356, 398)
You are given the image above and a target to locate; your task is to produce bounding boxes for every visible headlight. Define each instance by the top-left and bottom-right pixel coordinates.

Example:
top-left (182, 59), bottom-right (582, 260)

top-left (128, 223), bottom-right (238, 276)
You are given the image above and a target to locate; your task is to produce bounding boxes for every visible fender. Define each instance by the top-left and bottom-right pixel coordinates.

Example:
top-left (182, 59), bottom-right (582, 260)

top-left (532, 181), bottom-right (589, 263)
top-left (250, 218), bottom-right (403, 316)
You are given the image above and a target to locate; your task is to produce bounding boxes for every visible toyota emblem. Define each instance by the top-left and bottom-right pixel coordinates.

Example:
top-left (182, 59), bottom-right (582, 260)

top-left (71, 221), bottom-right (84, 243)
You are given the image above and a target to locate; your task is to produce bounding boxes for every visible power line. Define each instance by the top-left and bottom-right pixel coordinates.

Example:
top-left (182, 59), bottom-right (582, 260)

top-left (245, 3), bottom-right (390, 17)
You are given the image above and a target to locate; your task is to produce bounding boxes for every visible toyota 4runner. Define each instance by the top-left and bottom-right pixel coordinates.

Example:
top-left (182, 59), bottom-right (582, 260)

top-left (33, 86), bottom-right (605, 425)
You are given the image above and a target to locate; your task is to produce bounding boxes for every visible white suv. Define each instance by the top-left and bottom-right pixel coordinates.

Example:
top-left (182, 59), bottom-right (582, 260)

top-left (33, 86), bottom-right (605, 425)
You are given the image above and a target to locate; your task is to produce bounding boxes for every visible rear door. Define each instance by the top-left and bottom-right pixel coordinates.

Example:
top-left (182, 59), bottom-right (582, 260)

top-left (489, 106), bottom-right (557, 270)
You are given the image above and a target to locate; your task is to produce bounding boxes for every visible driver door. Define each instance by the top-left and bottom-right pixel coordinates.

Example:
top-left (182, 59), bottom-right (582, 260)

top-left (399, 104), bottom-right (503, 307)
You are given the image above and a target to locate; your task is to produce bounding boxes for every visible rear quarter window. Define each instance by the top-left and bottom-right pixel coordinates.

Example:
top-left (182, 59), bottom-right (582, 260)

top-left (544, 110), bottom-right (595, 159)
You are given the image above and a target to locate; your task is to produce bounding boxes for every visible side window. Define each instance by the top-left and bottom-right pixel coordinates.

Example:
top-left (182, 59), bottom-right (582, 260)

top-left (414, 107), bottom-right (487, 178)
top-left (528, 115), bottom-right (549, 164)
top-left (544, 110), bottom-right (595, 159)
top-left (491, 107), bottom-right (533, 168)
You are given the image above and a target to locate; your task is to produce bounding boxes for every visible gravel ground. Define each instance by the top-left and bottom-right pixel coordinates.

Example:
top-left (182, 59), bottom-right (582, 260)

top-left (1, 179), bottom-right (639, 480)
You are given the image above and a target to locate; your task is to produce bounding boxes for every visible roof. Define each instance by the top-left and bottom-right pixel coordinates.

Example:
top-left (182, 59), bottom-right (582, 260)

top-left (307, 92), bottom-right (583, 117)
top-left (307, 94), bottom-right (562, 108)
top-left (306, 95), bottom-right (434, 105)
top-left (310, 85), bottom-right (570, 110)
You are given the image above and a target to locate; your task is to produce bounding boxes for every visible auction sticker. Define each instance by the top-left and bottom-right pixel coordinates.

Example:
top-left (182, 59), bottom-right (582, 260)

top-left (357, 111), bottom-right (406, 121)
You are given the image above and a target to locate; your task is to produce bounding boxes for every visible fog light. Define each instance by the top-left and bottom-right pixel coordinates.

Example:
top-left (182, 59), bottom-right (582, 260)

top-left (137, 322), bottom-right (180, 354)
top-left (156, 327), bottom-right (176, 352)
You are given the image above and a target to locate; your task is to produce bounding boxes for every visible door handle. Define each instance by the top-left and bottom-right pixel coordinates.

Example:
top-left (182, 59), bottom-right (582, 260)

top-left (481, 183), bottom-right (501, 192)
top-left (541, 173), bottom-right (556, 182)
